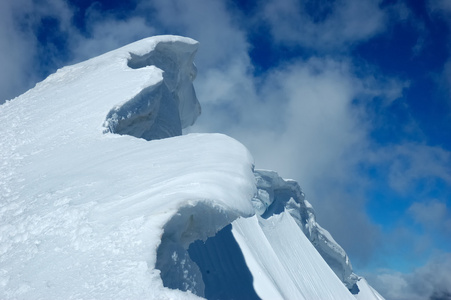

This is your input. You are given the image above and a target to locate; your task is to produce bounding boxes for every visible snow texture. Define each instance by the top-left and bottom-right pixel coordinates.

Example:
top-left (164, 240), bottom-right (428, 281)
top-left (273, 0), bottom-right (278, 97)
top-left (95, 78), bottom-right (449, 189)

top-left (251, 170), bottom-right (359, 290)
top-left (0, 35), bottom-right (382, 299)
top-left (232, 213), bottom-right (356, 300)
top-left (0, 35), bottom-right (253, 299)
top-left (355, 278), bottom-right (385, 300)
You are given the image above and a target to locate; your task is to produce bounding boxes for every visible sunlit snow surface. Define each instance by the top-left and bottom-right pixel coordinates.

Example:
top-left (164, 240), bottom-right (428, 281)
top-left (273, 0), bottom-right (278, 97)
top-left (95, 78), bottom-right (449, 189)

top-left (0, 35), bottom-right (382, 299)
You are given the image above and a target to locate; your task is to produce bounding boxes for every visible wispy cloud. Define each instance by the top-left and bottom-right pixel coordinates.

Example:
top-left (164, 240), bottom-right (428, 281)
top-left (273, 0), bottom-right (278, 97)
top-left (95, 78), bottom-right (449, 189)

top-left (139, 0), bottom-right (250, 70)
top-left (71, 16), bottom-right (155, 63)
top-left (0, 0), bottom-right (72, 102)
top-left (408, 200), bottom-right (451, 235)
top-left (376, 143), bottom-right (451, 194)
top-left (427, 0), bottom-right (451, 106)
top-left (367, 253), bottom-right (451, 300)
top-left (427, 0), bottom-right (451, 15)
top-left (258, 0), bottom-right (387, 51)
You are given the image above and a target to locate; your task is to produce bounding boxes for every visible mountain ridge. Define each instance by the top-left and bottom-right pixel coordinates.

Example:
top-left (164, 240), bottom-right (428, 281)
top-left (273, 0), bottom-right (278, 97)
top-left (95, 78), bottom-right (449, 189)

top-left (0, 35), bottom-right (383, 300)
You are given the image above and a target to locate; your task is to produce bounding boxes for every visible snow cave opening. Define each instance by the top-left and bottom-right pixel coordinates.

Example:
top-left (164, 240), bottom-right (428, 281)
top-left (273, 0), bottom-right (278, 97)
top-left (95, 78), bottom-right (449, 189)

top-left (155, 203), bottom-right (260, 299)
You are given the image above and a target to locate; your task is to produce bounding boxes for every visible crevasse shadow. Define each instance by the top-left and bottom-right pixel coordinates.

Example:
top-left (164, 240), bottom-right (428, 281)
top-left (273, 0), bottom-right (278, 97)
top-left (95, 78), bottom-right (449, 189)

top-left (188, 224), bottom-right (261, 300)
top-left (155, 202), bottom-right (260, 300)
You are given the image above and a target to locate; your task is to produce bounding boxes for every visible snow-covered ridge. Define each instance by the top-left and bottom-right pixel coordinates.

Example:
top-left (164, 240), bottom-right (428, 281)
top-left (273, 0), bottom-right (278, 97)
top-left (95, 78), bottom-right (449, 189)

top-left (0, 35), bottom-right (255, 299)
top-left (252, 170), bottom-right (358, 290)
top-left (0, 35), bottom-right (382, 299)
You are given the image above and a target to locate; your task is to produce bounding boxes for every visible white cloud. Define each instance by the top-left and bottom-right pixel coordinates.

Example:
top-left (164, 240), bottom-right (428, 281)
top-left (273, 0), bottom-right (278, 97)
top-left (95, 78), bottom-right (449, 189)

top-left (0, 0), bottom-right (73, 103)
top-left (427, 0), bottom-right (451, 105)
top-left (252, 58), bottom-right (365, 179)
top-left (361, 73), bottom-right (410, 105)
top-left (439, 60), bottom-right (451, 104)
top-left (139, 0), bottom-right (250, 70)
top-left (0, 1), bottom-right (35, 103)
top-left (379, 143), bottom-right (451, 193)
top-left (427, 0), bottom-right (451, 16)
top-left (409, 200), bottom-right (451, 234)
top-left (367, 253), bottom-right (451, 300)
top-left (193, 57), bottom-right (368, 186)
top-left (71, 16), bottom-right (156, 63)
top-left (259, 0), bottom-right (387, 51)
top-left (409, 201), bottom-right (447, 226)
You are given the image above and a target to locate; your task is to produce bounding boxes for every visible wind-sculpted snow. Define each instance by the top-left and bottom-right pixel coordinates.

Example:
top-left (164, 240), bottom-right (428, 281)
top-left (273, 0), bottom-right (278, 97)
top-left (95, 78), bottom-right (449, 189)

top-left (0, 35), bottom-right (382, 300)
top-left (156, 204), bottom-right (261, 299)
top-left (355, 278), bottom-right (385, 300)
top-left (232, 212), bottom-right (357, 300)
top-left (0, 35), bottom-right (255, 299)
top-left (251, 170), bottom-right (359, 290)
top-left (104, 38), bottom-right (200, 140)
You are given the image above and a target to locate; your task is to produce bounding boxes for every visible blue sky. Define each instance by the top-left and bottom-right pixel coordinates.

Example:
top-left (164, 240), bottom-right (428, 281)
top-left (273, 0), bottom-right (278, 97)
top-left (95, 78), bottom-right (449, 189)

top-left (1, 0), bottom-right (451, 298)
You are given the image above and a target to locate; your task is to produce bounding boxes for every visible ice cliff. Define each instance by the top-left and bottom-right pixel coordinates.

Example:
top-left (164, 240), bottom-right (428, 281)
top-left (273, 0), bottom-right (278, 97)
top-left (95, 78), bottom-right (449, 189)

top-left (0, 35), bottom-right (383, 299)
top-left (104, 38), bottom-right (200, 140)
top-left (252, 170), bottom-right (359, 290)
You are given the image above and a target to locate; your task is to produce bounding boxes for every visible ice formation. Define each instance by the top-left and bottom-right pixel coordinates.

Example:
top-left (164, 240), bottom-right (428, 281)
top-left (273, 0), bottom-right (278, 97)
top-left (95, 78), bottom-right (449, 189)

top-left (104, 37), bottom-right (201, 140)
top-left (251, 170), bottom-right (359, 290)
top-left (0, 35), bottom-right (383, 299)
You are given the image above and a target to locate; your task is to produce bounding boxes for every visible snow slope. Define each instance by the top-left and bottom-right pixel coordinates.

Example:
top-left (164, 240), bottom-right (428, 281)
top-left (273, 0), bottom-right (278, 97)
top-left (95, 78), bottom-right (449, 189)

top-left (251, 170), bottom-right (359, 290)
top-left (0, 35), bottom-right (383, 299)
top-left (355, 278), bottom-right (385, 300)
top-left (232, 214), bottom-right (355, 300)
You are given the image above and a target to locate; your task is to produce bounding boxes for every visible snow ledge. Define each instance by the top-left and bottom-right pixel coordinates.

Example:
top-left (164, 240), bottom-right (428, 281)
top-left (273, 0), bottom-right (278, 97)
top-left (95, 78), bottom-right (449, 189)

top-left (103, 37), bottom-right (201, 141)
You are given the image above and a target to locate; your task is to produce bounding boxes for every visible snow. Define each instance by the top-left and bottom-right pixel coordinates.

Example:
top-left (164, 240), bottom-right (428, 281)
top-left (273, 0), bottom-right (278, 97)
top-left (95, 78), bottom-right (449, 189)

top-left (252, 170), bottom-right (359, 290)
top-left (355, 278), bottom-right (386, 300)
top-left (233, 213), bottom-right (356, 300)
top-left (0, 35), bottom-right (383, 299)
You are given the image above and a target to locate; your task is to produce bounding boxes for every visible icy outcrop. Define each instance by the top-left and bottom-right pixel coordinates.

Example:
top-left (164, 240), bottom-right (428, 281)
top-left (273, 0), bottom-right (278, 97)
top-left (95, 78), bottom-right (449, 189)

top-left (252, 170), bottom-right (359, 290)
top-left (103, 37), bottom-right (201, 140)
top-left (127, 40), bottom-right (201, 129)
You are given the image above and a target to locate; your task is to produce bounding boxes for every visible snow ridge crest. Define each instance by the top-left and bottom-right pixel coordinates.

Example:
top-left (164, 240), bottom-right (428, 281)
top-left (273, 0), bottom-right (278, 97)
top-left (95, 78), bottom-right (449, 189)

top-left (252, 170), bottom-right (359, 290)
top-left (103, 38), bottom-right (200, 141)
